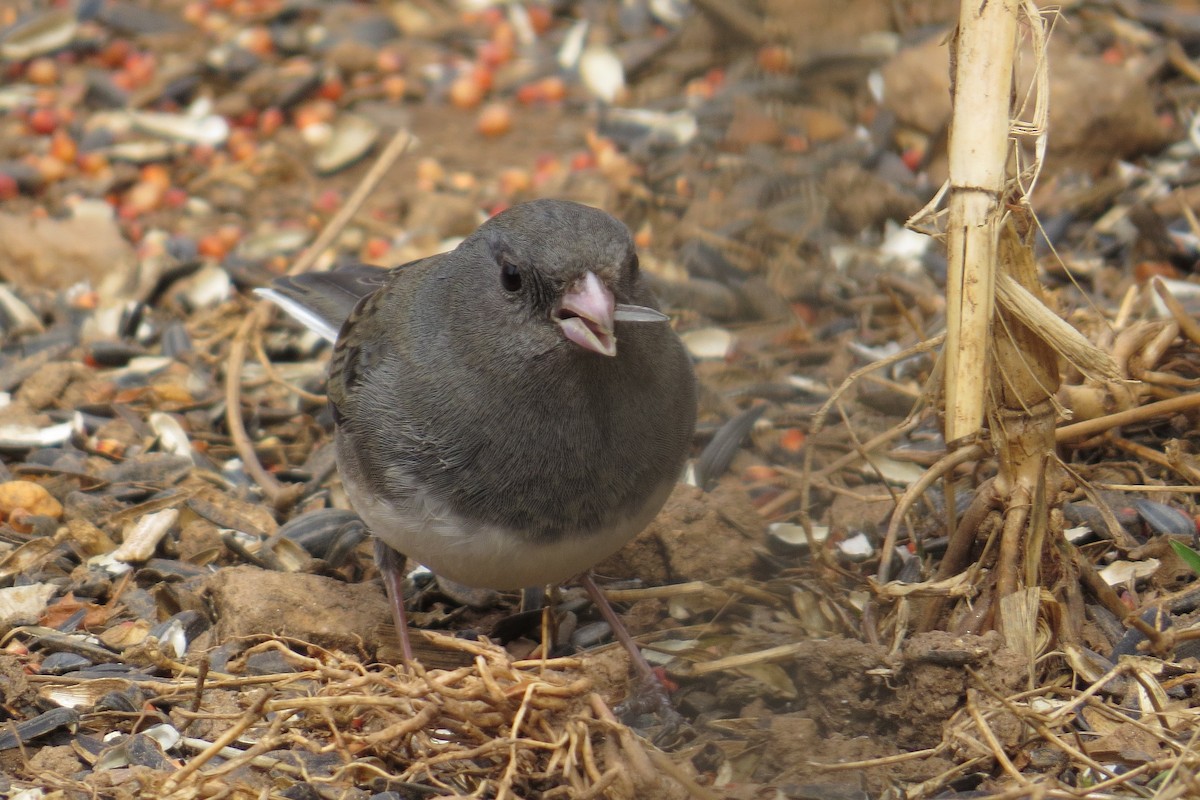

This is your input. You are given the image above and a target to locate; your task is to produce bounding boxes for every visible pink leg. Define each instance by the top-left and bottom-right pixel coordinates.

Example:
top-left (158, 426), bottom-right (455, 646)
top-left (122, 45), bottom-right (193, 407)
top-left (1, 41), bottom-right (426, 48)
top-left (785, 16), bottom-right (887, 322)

top-left (375, 540), bottom-right (413, 663)
top-left (580, 572), bottom-right (682, 727)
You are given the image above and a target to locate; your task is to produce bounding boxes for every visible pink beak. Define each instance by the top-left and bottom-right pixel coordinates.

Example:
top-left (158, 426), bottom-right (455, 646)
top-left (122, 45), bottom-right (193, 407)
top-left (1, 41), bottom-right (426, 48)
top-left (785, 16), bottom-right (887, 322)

top-left (555, 271), bottom-right (617, 356)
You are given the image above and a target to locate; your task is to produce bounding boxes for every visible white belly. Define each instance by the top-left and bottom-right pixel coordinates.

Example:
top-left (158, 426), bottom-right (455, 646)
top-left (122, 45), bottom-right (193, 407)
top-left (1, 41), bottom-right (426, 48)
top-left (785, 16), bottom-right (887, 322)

top-left (344, 476), bottom-right (674, 589)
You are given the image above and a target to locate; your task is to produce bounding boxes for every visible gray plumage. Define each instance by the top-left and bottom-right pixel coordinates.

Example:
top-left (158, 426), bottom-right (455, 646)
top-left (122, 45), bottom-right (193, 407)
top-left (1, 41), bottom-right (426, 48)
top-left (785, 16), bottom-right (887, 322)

top-left (263, 199), bottom-right (696, 591)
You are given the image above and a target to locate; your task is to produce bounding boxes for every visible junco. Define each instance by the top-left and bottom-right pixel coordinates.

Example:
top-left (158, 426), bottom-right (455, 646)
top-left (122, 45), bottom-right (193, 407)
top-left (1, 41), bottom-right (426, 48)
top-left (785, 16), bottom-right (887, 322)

top-left (260, 199), bottom-right (696, 694)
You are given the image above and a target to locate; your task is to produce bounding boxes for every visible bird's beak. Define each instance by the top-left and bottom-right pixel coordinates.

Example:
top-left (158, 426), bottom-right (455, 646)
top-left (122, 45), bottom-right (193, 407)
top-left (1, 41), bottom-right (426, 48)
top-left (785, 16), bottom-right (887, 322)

top-left (556, 271), bottom-right (617, 356)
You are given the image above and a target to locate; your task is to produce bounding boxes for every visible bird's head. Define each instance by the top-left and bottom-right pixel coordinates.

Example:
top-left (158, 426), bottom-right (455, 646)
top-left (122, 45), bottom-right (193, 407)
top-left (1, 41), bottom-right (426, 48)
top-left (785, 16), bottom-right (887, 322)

top-left (455, 199), bottom-right (668, 360)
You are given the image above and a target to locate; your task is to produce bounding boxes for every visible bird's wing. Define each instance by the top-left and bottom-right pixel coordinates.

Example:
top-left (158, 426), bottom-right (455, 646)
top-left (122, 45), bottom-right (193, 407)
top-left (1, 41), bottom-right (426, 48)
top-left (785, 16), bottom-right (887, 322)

top-left (255, 263), bottom-right (394, 343)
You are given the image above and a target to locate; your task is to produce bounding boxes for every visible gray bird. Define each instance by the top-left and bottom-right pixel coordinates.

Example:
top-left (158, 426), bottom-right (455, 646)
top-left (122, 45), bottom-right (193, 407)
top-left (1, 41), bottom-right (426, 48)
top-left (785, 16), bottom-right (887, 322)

top-left (259, 199), bottom-right (696, 697)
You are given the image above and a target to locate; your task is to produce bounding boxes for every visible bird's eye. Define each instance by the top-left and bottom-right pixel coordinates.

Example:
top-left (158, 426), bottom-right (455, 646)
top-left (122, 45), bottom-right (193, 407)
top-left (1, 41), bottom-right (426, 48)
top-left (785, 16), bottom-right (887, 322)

top-left (500, 260), bottom-right (522, 292)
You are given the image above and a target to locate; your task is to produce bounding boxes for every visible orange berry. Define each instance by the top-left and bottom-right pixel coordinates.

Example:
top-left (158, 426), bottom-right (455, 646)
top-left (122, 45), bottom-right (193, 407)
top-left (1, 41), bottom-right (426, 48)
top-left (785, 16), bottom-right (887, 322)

top-left (26, 57), bottom-right (58, 85)
top-left (238, 25), bottom-right (273, 57)
top-left (743, 465), bottom-right (779, 482)
top-left (382, 74), bottom-right (407, 102)
top-left (449, 74), bottom-right (484, 109)
top-left (538, 75), bottom-right (566, 103)
top-left (216, 223), bottom-right (243, 249)
top-left (98, 39), bottom-right (131, 69)
top-left (476, 102), bottom-right (511, 137)
top-left (197, 233), bottom-right (228, 259)
top-left (49, 130), bottom-right (76, 162)
top-left (140, 163), bottom-right (171, 188)
top-left (376, 49), bottom-right (404, 73)
top-left (757, 45), bottom-right (792, 73)
top-left (527, 5), bottom-right (552, 34)
top-left (779, 428), bottom-right (806, 453)
top-left (497, 167), bottom-right (530, 196)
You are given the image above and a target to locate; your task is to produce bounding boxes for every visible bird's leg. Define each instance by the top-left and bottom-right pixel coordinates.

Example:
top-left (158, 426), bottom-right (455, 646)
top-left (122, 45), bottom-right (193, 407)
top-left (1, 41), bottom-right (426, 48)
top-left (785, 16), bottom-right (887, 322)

top-left (520, 586), bottom-right (546, 613)
top-left (374, 539), bottom-right (413, 663)
top-left (579, 572), bottom-right (682, 727)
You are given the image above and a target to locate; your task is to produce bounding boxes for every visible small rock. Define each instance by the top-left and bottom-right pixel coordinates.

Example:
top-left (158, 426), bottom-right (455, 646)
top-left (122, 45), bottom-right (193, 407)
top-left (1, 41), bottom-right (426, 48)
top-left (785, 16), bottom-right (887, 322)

top-left (204, 566), bottom-right (393, 655)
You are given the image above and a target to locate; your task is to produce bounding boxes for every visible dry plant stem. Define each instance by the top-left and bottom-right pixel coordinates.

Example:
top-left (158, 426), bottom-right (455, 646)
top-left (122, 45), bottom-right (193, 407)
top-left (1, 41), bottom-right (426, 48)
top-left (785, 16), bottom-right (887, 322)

top-left (876, 443), bottom-right (983, 582)
top-left (918, 478), bottom-right (998, 632)
top-left (812, 335), bottom-right (945, 435)
top-left (811, 747), bottom-right (941, 771)
top-left (587, 695), bottom-right (656, 783)
top-left (1166, 39), bottom-right (1200, 83)
top-left (969, 675), bottom-right (1117, 782)
top-left (1057, 392), bottom-right (1200, 443)
top-left (992, 407), bottom-right (1057, 599)
top-left (251, 330), bottom-right (327, 404)
top-left (906, 755), bottom-right (992, 800)
top-left (161, 687), bottom-right (275, 792)
top-left (288, 128), bottom-right (414, 277)
top-left (965, 691), bottom-right (1026, 785)
top-left (691, 640), bottom-right (809, 676)
top-left (1153, 276), bottom-right (1200, 346)
top-left (942, 0), bottom-right (1018, 442)
top-left (1113, 435), bottom-right (1200, 485)
top-left (225, 304), bottom-right (297, 508)
top-left (643, 747), bottom-right (724, 800)
top-left (224, 129), bottom-right (413, 506)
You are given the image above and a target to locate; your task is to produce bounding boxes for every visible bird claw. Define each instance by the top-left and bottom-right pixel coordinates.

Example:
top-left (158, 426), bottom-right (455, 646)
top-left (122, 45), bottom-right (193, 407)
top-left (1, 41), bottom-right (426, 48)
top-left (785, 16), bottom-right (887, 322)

top-left (614, 674), bottom-right (690, 746)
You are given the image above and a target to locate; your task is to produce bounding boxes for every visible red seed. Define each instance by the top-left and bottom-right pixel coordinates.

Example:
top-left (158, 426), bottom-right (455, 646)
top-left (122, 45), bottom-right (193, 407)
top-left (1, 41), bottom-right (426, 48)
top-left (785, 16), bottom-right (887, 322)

top-left (140, 163), bottom-right (171, 189)
top-left (27, 107), bottom-right (58, 135)
top-left (0, 173), bottom-right (18, 201)
top-left (318, 76), bottom-right (345, 102)
top-left (516, 83), bottom-right (540, 106)
top-left (363, 237), bottom-right (390, 261)
top-left (527, 5), bottom-right (552, 34)
top-left (258, 107), bottom-right (284, 136)
top-left (569, 152), bottom-right (594, 171)
top-left (163, 187), bottom-right (188, 208)
top-left (122, 52), bottom-right (157, 89)
top-left (314, 188), bottom-right (341, 213)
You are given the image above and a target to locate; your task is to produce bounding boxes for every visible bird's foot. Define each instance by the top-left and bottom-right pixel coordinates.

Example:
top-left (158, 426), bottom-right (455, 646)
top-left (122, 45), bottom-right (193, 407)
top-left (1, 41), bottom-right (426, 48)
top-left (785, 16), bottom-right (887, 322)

top-left (614, 672), bottom-right (690, 746)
